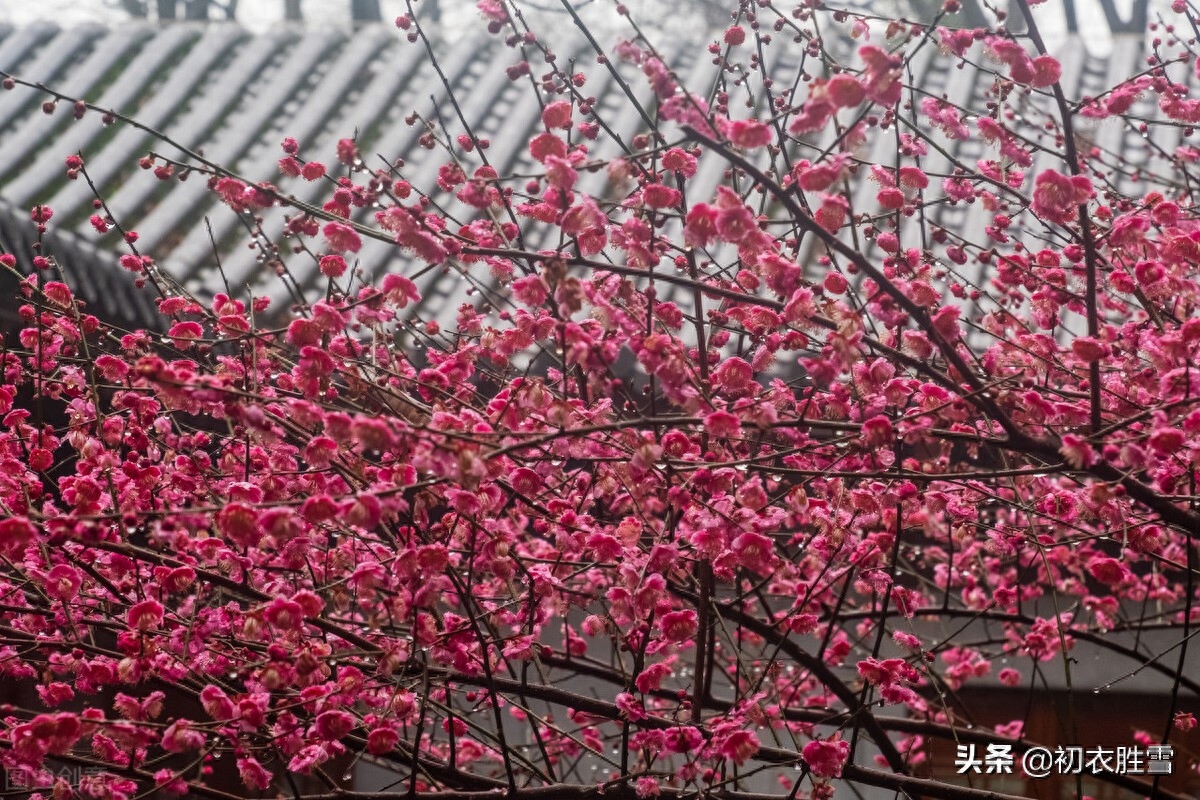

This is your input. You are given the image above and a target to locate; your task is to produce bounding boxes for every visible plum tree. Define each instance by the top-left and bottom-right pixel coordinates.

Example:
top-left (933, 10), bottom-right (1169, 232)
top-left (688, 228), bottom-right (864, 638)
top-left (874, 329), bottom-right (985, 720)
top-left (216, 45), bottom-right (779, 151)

top-left (0, 1), bottom-right (1198, 799)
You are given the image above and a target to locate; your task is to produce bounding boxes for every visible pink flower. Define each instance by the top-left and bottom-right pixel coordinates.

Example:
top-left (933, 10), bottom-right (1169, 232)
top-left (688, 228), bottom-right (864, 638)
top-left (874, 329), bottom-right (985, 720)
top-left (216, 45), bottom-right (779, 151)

top-left (877, 188), bottom-right (905, 210)
top-left (615, 692), bottom-right (647, 721)
top-left (898, 166), bottom-right (929, 188)
top-left (704, 410), bottom-right (741, 438)
top-left (662, 147), bottom-right (697, 176)
top-left (1031, 169), bottom-right (1093, 225)
top-left (529, 132), bottom-right (567, 162)
top-left (381, 273), bottom-right (421, 306)
top-left (1031, 54), bottom-right (1062, 87)
top-left (731, 531), bottom-right (776, 574)
top-left (860, 657), bottom-right (919, 696)
top-left (998, 667), bottom-right (1022, 687)
top-left (635, 662), bottom-right (673, 693)
top-left (1058, 434), bottom-right (1095, 469)
top-left (1149, 427), bottom-right (1186, 456)
top-left (562, 198), bottom-right (607, 254)
top-left (987, 38), bottom-right (1036, 84)
top-left (659, 609), bottom-right (698, 642)
top-left (167, 321), bottom-right (204, 347)
top-left (509, 467), bottom-right (542, 494)
top-left (301, 161), bottom-right (326, 181)
top-left (541, 100), bottom-right (572, 129)
top-left (718, 729), bottom-right (759, 765)
top-left (127, 599), bottom-right (164, 631)
top-left (302, 495), bottom-right (339, 522)
top-left (213, 177), bottom-right (248, 209)
top-left (1173, 712), bottom-right (1196, 732)
top-left (154, 769), bottom-right (188, 796)
top-left (723, 25), bottom-right (745, 46)
top-left (684, 203), bottom-right (718, 247)
top-left (859, 45), bottom-right (903, 105)
top-left (665, 726), bottom-right (704, 753)
top-left (1088, 557), bottom-right (1129, 586)
top-left (18, 713), bottom-right (82, 756)
top-left (803, 735), bottom-right (850, 778)
top-left (367, 726), bottom-right (400, 754)
top-left (642, 183), bottom-right (682, 209)
top-left (313, 709), bottom-right (356, 741)
top-left (336, 138), bottom-right (358, 165)
top-left (826, 74), bottom-right (866, 107)
top-left (722, 118), bottom-right (773, 149)
top-left (710, 356), bottom-right (753, 394)
top-left (814, 195), bottom-right (848, 232)
top-left (1071, 336), bottom-right (1108, 363)
top-left (352, 417), bottom-right (395, 452)
top-left (264, 597), bottom-right (305, 630)
top-left (161, 720), bottom-right (205, 753)
top-left (323, 221), bottom-right (362, 253)
top-left (715, 205), bottom-right (757, 243)
top-left (42, 281), bottom-right (72, 307)
top-left (37, 682), bottom-right (74, 707)
top-left (215, 503), bottom-right (262, 548)
top-left (995, 720), bottom-right (1024, 739)
top-left (44, 564), bottom-right (82, 601)
top-left (788, 97), bottom-right (835, 133)
top-left (635, 777), bottom-right (661, 797)
top-left (544, 155), bottom-right (578, 190)
top-left (319, 254), bottom-right (347, 278)
top-left (793, 158), bottom-right (845, 192)
top-left (939, 26), bottom-right (975, 57)
top-left (923, 98), bottom-right (970, 139)
top-left (200, 685), bottom-right (236, 720)
top-left (824, 272), bottom-right (849, 294)
top-left (477, 0), bottom-right (508, 23)
top-left (288, 744), bottom-right (333, 774)
top-left (1135, 260), bottom-right (1166, 286)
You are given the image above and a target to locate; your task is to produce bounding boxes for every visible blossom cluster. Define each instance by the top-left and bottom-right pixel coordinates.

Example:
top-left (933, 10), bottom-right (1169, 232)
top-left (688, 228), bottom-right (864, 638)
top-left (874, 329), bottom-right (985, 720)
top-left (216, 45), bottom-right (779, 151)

top-left (0, 0), bottom-right (1199, 799)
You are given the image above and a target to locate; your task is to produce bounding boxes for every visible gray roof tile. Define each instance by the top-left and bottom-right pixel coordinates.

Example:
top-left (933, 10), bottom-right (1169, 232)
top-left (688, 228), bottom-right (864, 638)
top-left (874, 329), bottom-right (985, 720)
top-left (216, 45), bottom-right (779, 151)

top-left (0, 10), bottom-right (1180, 333)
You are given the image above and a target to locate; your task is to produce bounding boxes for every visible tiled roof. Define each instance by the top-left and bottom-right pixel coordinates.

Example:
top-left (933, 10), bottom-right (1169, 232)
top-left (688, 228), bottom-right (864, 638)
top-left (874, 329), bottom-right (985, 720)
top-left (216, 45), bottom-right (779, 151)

top-left (0, 8), bottom-right (1175, 332)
